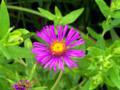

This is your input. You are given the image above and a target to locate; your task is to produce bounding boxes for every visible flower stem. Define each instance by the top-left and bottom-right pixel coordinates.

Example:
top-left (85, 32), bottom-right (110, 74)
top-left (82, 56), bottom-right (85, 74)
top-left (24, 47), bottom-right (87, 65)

top-left (51, 70), bottom-right (63, 90)
top-left (28, 63), bottom-right (37, 81)
top-left (7, 5), bottom-right (42, 16)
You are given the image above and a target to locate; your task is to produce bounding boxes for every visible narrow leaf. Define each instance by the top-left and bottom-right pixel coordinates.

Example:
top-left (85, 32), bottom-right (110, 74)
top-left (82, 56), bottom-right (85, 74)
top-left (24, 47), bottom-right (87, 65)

top-left (110, 29), bottom-right (119, 41)
top-left (60, 8), bottom-right (84, 25)
top-left (87, 27), bottom-right (100, 40)
top-left (80, 80), bottom-right (90, 90)
top-left (38, 8), bottom-right (55, 20)
top-left (95, 0), bottom-right (111, 17)
top-left (55, 6), bottom-right (62, 17)
top-left (0, 0), bottom-right (10, 40)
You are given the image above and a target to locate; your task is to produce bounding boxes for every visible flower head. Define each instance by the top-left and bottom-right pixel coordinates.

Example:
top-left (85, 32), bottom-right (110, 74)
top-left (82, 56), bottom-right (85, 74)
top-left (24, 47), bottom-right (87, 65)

top-left (12, 80), bottom-right (31, 90)
top-left (32, 25), bottom-right (85, 71)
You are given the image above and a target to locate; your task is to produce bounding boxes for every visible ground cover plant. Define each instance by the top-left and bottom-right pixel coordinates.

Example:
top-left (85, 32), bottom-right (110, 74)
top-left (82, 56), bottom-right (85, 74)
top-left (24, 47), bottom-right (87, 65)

top-left (0, 0), bottom-right (120, 90)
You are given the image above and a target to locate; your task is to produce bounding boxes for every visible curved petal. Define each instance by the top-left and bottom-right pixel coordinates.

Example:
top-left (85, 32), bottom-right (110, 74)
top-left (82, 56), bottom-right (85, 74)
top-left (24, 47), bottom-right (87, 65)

top-left (58, 57), bottom-right (64, 70)
top-left (44, 58), bottom-right (54, 69)
top-left (53, 60), bottom-right (57, 72)
top-left (36, 54), bottom-right (51, 64)
top-left (32, 47), bottom-right (49, 53)
top-left (57, 26), bottom-right (63, 41)
top-left (37, 31), bottom-right (51, 44)
top-left (66, 32), bottom-right (80, 45)
top-left (62, 25), bottom-right (68, 38)
top-left (69, 39), bottom-right (85, 48)
top-left (32, 42), bottom-right (51, 56)
top-left (32, 46), bottom-right (50, 54)
top-left (49, 25), bottom-right (56, 40)
top-left (46, 57), bottom-right (57, 71)
top-left (40, 55), bottom-right (52, 65)
top-left (32, 42), bottom-right (49, 53)
top-left (37, 25), bottom-right (56, 44)
top-left (66, 50), bottom-right (85, 58)
top-left (63, 56), bottom-right (78, 68)
top-left (66, 28), bottom-right (76, 42)
top-left (33, 42), bottom-right (47, 47)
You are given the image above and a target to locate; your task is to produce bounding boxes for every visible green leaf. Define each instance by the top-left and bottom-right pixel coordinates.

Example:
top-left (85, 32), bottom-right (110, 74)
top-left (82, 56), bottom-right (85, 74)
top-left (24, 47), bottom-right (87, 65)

top-left (60, 8), bottom-right (84, 25)
top-left (0, 78), bottom-right (11, 89)
top-left (55, 6), bottom-right (62, 17)
top-left (89, 73), bottom-right (103, 90)
top-left (6, 46), bottom-right (34, 59)
top-left (112, 11), bottom-right (120, 18)
top-left (0, 0), bottom-right (10, 40)
top-left (102, 19), bottom-right (120, 31)
top-left (107, 66), bottom-right (120, 89)
top-left (107, 87), bottom-right (119, 90)
top-left (87, 27), bottom-right (100, 40)
top-left (87, 47), bottom-right (104, 57)
top-left (0, 44), bottom-right (34, 59)
top-left (32, 87), bottom-right (47, 90)
top-left (95, 37), bottom-right (106, 49)
top-left (38, 8), bottom-right (55, 20)
top-left (80, 80), bottom-right (90, 90)
top-left (82, 34), bottom-right (95, 47)
top-left (14, 28), bottom-right (29, 34)
top-left (0, 44), bottom-right (11, 59)
top-left (0, 65), bottom-right (16, 80)
top-left (95, 0), bottom-right (111, 17)
top-left (111, 0), bottom-right (120, 10)
top-left (54, 6), bottom-right (62, 26)
top-left (110, 29), bottom-right (119, 41)
top-left (104, 74), bottom-right (115, 87)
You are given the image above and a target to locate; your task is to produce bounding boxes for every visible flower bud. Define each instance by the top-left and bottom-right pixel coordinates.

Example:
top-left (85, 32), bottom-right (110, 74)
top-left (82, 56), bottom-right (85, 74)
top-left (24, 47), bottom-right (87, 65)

top-left (5, 30), bottom-right (24, 46)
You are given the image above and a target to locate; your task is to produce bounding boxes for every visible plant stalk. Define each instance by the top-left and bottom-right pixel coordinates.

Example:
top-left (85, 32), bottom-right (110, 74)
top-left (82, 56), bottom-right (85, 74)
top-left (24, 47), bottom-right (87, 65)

top-left (29, 63), bottom-right (37, 81)
top-left (7, 5), bottom-right (42, 16)
top-left (51, 70), bottom-right (63, 90)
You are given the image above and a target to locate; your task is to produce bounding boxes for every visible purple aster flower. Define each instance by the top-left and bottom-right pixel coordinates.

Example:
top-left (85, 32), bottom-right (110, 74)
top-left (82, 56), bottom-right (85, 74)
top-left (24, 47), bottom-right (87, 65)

top-left (32, 25), bottom-right (85, 71)
top-left (12, 80), bottom-right (31, 90)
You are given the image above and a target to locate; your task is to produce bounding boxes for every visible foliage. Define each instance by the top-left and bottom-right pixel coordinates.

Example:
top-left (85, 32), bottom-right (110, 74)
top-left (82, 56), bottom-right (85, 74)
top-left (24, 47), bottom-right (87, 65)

top-left (0, 0), bottom-right (120, 90)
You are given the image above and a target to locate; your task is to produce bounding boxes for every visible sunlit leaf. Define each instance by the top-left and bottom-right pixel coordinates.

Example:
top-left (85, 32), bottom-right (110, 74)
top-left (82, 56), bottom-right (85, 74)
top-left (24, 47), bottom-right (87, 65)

top-left (87, 27), bottom-right (101, 40)
top-left (55, 6), bottom-right (62, 17)
top-left (80, 80), bottom-right (90, 90)
top-left (102, 19), bottom-right (120, 32)
top-left (38, 8), bottom-right (55, 20)
top-left (60, 8), bottom-right (84, 25)
top-left (107, 67), bottom-right (120, 89)
top-left (6, 46), bottom-right (34, 59)
top-left (112, 11), bottom-right (120, 18)
top-left (95, 0), bottom-right (111, 17)
top-left (0, 0), bottom-right (10, 40)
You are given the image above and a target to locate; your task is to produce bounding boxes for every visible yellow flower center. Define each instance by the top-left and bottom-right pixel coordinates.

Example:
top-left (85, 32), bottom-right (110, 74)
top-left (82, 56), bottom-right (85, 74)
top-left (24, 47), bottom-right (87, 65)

top-left (50, 40), bottom-right (66, 55)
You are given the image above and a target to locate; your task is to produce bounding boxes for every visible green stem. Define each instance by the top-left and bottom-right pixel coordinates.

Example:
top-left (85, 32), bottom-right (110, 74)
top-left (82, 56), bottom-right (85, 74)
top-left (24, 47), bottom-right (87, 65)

top-left (7, 5), bottom-right (42, 16)
top-left (28, 64), bottom-right (37, 81)
top-left (51, 70), bottom-right (63, 90)
top-left (0, 44), bottom-right (11, 59)
top-left (78, 78), bottom-right (86, 88)
top-left (17, 59), bottom-right (27, 67)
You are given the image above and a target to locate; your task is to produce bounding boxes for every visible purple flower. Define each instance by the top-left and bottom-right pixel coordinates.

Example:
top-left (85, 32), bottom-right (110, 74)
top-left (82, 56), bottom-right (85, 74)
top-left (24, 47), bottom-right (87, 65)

top-left (32, 25), bottom-right (85, 71)
top-left (12, 80), bottom-right (31, 90)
